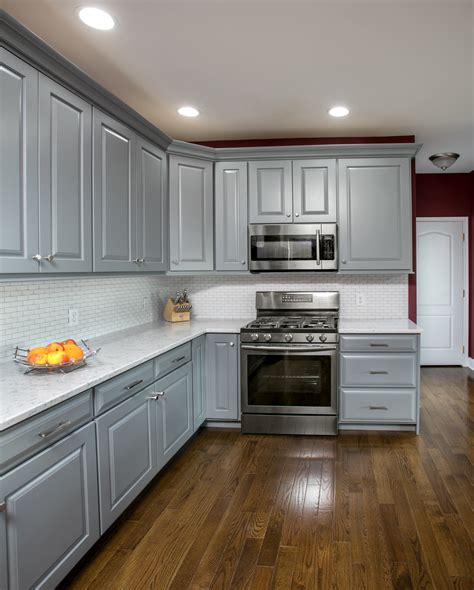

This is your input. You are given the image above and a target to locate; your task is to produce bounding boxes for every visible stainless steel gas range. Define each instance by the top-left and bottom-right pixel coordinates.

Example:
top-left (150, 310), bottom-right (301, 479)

top-left (240, 291), bottom-right (339, 436)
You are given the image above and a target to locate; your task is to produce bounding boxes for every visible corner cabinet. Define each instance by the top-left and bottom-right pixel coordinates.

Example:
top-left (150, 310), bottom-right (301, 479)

top-left (0, 423), bottom-right (100, 590)
top-left (338, 158), bottom-right (412, 271)
top-left (205, 334), bottom-right (240, 421)
top-left (215, 161), bottom-right (248, 270)
top-left (169, 155), bottom-right (214, 271)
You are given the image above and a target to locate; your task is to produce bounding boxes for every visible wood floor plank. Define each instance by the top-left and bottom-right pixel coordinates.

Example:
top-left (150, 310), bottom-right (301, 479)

top-left (59, 367), bottom-right (473, 590)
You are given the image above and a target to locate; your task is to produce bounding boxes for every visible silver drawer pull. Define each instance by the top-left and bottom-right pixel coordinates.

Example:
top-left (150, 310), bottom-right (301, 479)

top-left (370, 370), bottom-right (388, 375)
top-left (125, 379), bottom-right (143, 390)
top-left (172, 356), bottom-right (186, 364)
top-left (370, 343), bottom-right (388, 347)
top-left (38, 420), bottom-right (71, 439)
top-left (369, 406), bottom-right (388, 411)
top-left (148, 392), bottom-right (165, 400)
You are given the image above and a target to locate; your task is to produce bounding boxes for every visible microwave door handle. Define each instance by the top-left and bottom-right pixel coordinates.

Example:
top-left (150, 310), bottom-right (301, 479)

top-left (316, 229), bottom-right (321, 265)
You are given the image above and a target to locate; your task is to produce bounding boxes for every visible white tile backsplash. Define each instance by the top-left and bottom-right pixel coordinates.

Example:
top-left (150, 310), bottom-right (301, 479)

top-left (0, 273), bottom-right (407, 361)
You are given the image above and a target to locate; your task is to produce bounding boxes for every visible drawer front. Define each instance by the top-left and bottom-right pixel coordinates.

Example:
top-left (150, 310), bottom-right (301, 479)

top-left (340, 335), bottom-right (417, 353)
top-left (0, 390), bottom-right (93, 474)
top-left (154, 342), bottom-right (191, 379)
top-left (340, 353), bottom-right (417, 387)
top-left (94, 360), bottom-right (154, 415)
top-left (340, 388), bottom-right (416, 422)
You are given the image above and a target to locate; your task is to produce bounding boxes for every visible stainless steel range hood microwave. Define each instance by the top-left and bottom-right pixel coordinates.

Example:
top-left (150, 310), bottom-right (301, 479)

top-left (249, 224), bottom-right (338, 272)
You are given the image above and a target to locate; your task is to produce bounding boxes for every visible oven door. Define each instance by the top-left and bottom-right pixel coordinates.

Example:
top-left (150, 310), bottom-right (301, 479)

top-left (241, 344), bottom-right (338, 415)
top-left (249, 224), bottom-right (337, 271)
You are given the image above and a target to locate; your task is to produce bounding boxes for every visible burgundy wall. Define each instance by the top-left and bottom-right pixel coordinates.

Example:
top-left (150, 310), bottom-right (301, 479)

top-left (413, 172), bottom-right (473, 357)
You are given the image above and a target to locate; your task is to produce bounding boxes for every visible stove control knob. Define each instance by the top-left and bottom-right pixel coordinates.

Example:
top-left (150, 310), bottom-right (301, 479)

top-left (264, 334), bottom-right (272, 342)
top-left (319, 334), bottom-right (328, 343)
top-left (284, 334), bottom-right (293, 342)
top-left (306, 334), bottom-right (314, 342)
top-left (250, 333), bottom-right (259, 342)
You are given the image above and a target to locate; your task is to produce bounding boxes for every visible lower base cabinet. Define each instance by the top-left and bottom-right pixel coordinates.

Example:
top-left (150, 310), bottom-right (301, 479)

top-left (0, 423), bottom-right (100, 590)
top-left (155, 362), bottom-right (194, 467)
top-left (205, 334), bottom-right (240, 420)
top-left (96, 385), bottom-right (158, 533)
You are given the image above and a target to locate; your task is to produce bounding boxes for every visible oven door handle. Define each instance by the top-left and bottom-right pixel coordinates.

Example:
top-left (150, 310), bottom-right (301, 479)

top-left (241, 344), bottom-right (337, 352)
top-left (316, 228), bottom-right (321, 266)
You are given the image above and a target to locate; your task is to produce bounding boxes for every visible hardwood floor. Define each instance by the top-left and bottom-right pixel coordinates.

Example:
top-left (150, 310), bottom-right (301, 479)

top-left (60, 367), bottom-right (473, 590)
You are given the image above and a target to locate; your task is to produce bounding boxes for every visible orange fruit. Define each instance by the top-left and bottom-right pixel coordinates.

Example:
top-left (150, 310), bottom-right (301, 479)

top-left (63, 344), bottom-right (84, 361)
top-left (27, 352), bottom-right (48, 365)
top-left (46, 342), bottom-right (64, 354)
top-left (47, 351), bottom-right (69, 365)
top-left (29, 346), bottom-right (49, 356)
top-left (61, 339), bottom-right (77, 347)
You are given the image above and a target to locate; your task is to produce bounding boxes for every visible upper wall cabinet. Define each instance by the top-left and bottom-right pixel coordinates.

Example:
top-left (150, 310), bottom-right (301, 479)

top-left (248, 160), bottom-right (292, 223)
top-left (248, 159), bottom-right (336, 224)
top-left (169, 155), bottom-right (214, 271)
top-left (215, 161), bottom-right (248, 271)
top-left (136, 137), bottom-right (167, 272)
top-left (338, 158), bottom-right (412, 271)
top-left (0, 49), bottom-right (39, 273)
top-left (292, 159), bottom-right (336, 222)
top-left (39, 75), bottom-right (92, 272)
top-left (93, 109), bottom-right (137, 272)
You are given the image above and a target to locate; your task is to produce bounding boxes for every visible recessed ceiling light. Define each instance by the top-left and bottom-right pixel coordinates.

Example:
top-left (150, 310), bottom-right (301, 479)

top-left (178, 106), bottom-right (200, 118)
top-left (79, 7), bottom-right (115, 30)
top-left (328, 106), bottom-right (350, 118)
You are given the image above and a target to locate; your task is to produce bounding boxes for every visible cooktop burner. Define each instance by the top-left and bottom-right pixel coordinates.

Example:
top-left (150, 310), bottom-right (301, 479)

top-left (244, 315), bottom-right (337, 332)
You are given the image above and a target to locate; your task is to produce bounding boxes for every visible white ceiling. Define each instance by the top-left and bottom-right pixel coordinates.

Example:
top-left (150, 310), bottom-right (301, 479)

top-left (4, 0), bottom-right (473, 172)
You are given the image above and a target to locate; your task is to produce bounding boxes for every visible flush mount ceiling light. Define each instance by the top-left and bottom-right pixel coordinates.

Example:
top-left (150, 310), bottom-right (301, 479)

top-left (328, 105), bottom-right (350, 118)
top-left (177, 106), bottom-right (200, 118)
top-left (429, 152), bottom-right (460, 171)
top-left (79, 7), bottom-right (115, 30)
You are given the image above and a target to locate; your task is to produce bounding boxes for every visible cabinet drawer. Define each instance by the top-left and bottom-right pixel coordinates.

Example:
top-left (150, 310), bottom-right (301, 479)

top-left (340, 335), bottom-right (417, 352)
top-left (340, 353), bottom-right (417, 387)
top-left (340, 388), bottom-right (416, 422)
top-left (94, 360), bottom-right (154, 415)
top-left (154, 342), bottom-right (191, 379)
top-left (0, 390), bottom-right (93, 475)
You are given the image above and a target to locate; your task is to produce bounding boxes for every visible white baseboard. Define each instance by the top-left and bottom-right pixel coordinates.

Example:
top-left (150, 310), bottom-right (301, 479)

top-left (468, 357), bottom-right (474, 371)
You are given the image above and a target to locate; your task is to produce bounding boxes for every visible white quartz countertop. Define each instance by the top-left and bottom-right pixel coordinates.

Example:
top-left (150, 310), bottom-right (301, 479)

top-left (0, 319), bottom-right (249, 432)
top-left (0, 317), bottom-right (421, 432)
top-left (338, 319), bottom-right (422, 334)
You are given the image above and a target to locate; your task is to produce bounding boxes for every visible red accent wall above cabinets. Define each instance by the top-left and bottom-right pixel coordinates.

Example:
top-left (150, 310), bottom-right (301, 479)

top-left (414, 172), bottom-right (473, 357)
top-left (194, 135), bottom-right (416, 148)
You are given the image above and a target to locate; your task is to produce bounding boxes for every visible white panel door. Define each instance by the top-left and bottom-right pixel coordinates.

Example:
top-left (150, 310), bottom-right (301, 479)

top-left (416, 220), bottom-right (465, 365)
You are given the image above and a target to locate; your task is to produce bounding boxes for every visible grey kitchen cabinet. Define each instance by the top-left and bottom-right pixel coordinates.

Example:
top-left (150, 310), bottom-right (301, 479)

top-left (96, 385), bottom-right (158, 533)
top-left (248, 160), bottom-right (292, 223)
top-left (205, 334), bottom-right (240, 420)
top-left (215, 161), bottom-right (248, 270)
top-left (0, 49), bottom-right (39, 273)
top-left (292, 159), bottom-right (336, 222)
top-left (93, 108), bottom-right (138, 272)
top-left (136, 136), bottom-right (168, 271)
top-left (169, 155), bottom-right (214, 271)
top-left (39, 74), bottom-right (93, 272)
top-left (338, 158), bottom-right (412, 271)
top-left (0, 422), bottom-right (100, 590)
top-left (192, 336), bottom-right (206, 430)
top-left (154, 362), bottom-right (194, 466)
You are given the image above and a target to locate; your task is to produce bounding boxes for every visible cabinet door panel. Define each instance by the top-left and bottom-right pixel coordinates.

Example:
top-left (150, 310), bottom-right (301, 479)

top-left (93, 109), bottom-right (137, 271)
top-left (0, 49), bottom-right (39, 273)
top-left (169, 155), bottom-right (213, 271)
top-left (136, 137), bottom-right (167, 271)
top-left (192, 336), bottom-right (206, 430)
top-left (249, 160), bottom-right (292, 223)
top-left (205, 334), bottom-right (239, 420)
top-left (1, 423), bottom-right (99, 590)
top-left (292, 159), bottom-right (336, 222)
top-left (338, 158), bottom-right (412, 271)
top-left (155, 363), bottom-right (193, 466)
top-left (215, 162), bottom-right (248, 270)
top-left (39, 75), bottom-right (92, 272)
top-left (96, 386), bottom-right (157, 533)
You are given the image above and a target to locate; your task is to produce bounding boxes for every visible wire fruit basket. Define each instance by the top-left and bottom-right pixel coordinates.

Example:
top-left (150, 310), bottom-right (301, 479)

top-left (14, 340), bottom-right (100, 374)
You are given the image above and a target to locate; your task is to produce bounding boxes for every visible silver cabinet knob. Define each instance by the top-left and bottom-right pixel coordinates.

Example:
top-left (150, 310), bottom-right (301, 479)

top-left (286, 212), bottom-right (291, 217)
top-left (139, 258), bottom-right (145, 263)
top-left (342, 259), bottom-right (346, 264)
top-left (241, 260), bottom-right (245, 265)
top-left (229, 342), bottom-right (235, 347)
top-left (32, 254), bottom-right (42, 261)
top-left (148, 391), bottom-right (165, 400)
top-left (44, 255), bottom-right (54, 262)
top-left (133, 258), bottom-right (139, 263)
top-left (295, 213), bottom-right (300, 217)
top-left (172, 260), bottom-right (179, 265)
